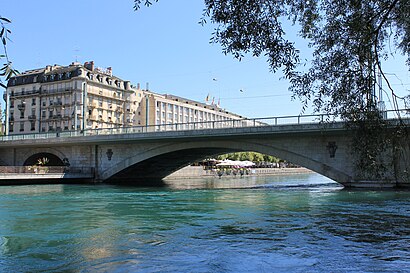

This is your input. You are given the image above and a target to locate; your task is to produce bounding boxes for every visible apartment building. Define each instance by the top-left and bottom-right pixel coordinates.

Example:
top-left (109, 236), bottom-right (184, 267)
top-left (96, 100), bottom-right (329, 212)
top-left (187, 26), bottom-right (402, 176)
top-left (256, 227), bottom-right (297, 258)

top-left (4, 61), bottom-right (245, 135)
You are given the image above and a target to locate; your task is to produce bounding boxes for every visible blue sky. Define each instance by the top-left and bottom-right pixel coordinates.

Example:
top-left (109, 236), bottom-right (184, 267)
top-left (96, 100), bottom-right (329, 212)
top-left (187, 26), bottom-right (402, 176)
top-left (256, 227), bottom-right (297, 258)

top-left (2, 0), bottom-right (409, 118)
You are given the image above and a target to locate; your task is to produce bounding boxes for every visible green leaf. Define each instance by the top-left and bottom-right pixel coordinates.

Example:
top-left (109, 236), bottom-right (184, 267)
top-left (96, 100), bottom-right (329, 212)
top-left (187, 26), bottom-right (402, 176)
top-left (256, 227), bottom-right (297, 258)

top-left (0, 17), bottom-right (11, 23)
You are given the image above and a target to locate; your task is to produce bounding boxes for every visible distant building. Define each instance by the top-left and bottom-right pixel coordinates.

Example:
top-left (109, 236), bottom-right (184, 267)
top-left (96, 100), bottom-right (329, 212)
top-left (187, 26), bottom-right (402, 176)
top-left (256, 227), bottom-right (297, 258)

top-left (4, 61), bottom-right (245, 135)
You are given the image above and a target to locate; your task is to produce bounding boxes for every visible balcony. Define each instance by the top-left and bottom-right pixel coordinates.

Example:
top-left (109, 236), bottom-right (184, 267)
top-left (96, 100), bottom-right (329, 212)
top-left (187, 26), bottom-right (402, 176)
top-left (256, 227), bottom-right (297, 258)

top-left (88, 102), bottom-right (97, 108)
top-left (17, 103), bottom-right (26, 110)
top-left (12, 90), bottom-right (39, 97)
top-left (28, 115), bottom-right (36, 120)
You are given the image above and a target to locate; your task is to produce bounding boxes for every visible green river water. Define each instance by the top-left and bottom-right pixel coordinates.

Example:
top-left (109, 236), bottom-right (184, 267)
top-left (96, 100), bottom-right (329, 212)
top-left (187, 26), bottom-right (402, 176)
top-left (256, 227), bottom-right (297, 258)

top-left (0, 173), bottom-right (409, 272)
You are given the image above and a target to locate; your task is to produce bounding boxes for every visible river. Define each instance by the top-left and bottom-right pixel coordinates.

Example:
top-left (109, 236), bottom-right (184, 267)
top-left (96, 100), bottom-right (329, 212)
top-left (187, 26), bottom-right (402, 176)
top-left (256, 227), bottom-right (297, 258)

top-left (0, 173), bottom-right (409, 272)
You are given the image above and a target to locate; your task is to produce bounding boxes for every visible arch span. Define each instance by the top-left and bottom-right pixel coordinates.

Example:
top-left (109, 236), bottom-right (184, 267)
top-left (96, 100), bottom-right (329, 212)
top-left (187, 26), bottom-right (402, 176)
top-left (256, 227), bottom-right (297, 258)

top-left (102, 140), bottom-right (352, 185)
top-left (23, 152), bottom-right (64, 166)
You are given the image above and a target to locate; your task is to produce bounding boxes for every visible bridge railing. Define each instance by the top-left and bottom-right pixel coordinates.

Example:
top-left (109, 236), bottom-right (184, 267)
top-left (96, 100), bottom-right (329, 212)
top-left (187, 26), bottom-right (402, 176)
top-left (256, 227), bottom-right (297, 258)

top-left (1, 109), bottom-right (408, 141)
top-left (0, 166), bottom-right (94, 175)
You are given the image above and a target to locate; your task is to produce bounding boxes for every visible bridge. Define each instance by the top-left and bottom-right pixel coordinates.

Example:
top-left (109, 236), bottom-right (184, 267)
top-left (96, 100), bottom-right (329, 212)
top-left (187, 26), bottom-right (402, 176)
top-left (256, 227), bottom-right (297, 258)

top-left (0, 112), bottom-right (409, 188)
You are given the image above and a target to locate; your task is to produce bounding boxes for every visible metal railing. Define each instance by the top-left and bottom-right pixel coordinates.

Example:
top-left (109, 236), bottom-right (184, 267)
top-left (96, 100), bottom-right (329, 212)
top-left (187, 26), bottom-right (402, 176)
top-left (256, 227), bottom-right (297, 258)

top-left (1, 109), bottom-right (408, 142)
top-left (0, 166), bottom-right (93, 175)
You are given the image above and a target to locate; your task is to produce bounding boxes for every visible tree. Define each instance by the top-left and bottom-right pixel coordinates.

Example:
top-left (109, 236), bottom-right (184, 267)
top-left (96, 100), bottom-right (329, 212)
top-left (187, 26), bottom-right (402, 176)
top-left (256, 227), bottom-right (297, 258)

top-left (134, 1), bottom-right (409, 116)
top-left (0, 15), bottom-right (17, 88)
top-left (135, 0), bottom-right (410, 181)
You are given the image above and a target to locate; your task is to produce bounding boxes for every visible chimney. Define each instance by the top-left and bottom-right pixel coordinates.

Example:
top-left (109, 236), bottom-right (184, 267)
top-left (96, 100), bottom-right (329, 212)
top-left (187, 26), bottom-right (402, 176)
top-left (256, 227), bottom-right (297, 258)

top-left (84, 61), bottom-right (95, 71)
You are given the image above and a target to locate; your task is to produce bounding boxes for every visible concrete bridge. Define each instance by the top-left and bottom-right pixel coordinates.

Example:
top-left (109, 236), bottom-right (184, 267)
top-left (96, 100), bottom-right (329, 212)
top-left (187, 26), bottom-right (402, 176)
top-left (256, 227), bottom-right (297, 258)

top-left (0, 114), bottom-right (409, 188)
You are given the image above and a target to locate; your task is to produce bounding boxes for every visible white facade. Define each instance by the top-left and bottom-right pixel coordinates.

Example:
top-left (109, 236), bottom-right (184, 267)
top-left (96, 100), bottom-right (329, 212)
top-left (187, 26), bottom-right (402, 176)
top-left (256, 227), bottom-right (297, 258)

top-left (4, 61), bottom-right (245, 135)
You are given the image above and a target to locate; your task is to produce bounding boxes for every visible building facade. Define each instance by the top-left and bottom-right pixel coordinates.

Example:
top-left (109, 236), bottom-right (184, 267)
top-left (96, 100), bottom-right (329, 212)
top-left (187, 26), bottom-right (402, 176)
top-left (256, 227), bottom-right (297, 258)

top-left (4, 61), bottom-right (245, 135)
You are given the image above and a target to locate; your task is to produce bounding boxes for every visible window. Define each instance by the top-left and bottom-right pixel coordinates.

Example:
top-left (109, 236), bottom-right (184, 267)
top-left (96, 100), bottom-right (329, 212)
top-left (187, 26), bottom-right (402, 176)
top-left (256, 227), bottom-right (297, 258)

top-left (42, 110), bottom-right (46, 118)
top-left (10, 100), bottom-right (14, 108)
top-left (9, 122), bottom-right (14, 132)
top-left (32, 98), bottom-right (36, 106)
top-left (49, 110), bottom-right (53, 118)
top-left (20, 110), bottom-right (24, 119)
top-left (20, 122), bottom-right (24, 132)
top-left (30, 121), bottom-right (35, 131)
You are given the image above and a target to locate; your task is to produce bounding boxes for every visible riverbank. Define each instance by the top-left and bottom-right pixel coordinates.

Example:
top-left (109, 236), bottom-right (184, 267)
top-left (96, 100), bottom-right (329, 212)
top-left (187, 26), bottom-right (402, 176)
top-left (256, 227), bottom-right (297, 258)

top-left (165, 166), bottom-right (313, 180)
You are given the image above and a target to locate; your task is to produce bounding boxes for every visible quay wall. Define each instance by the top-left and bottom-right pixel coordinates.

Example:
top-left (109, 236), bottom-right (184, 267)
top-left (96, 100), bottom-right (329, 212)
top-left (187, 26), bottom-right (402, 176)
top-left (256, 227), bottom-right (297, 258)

top-left (165, 166), bottom-right (313, 180)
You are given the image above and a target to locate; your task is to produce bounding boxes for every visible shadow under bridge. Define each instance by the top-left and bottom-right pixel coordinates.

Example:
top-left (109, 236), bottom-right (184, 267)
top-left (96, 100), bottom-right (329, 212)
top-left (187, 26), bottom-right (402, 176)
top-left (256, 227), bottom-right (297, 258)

top-left (104, 147), bottom-right (235, 185)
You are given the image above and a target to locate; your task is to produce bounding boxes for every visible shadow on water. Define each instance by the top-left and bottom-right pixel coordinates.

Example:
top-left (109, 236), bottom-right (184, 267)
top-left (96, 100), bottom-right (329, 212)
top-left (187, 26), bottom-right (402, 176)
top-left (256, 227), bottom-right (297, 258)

top-left (106, 178), bottom-right (167, 188)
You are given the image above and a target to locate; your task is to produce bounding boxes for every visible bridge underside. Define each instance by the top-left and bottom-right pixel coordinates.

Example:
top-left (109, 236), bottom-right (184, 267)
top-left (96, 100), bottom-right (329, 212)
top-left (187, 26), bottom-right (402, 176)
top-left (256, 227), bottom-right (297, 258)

top-left (105, 147), bottom-right (235, 185)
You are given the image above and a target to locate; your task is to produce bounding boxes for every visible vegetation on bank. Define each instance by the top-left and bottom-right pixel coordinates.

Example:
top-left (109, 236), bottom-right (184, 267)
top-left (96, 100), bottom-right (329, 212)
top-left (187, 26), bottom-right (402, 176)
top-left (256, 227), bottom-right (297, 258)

top-left (216, 152), bottom-right (281, 163)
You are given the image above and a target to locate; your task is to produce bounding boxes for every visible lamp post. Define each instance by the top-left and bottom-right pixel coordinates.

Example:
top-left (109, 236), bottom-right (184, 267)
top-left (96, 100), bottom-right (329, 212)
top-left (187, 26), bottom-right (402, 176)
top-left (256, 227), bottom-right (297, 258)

top-left (4, 91), bottom-right (10, 135)
top-left (82, 82), bottom-right (87, 135)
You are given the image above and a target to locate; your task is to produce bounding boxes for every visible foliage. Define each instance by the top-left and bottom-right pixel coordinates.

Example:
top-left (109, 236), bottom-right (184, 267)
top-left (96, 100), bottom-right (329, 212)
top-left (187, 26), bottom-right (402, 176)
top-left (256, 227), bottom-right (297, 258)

top-left (135, 0), bottom-right (409, 116)
top-left (217, 152), bottom-right (280, 163)
top-left (36, 157), bottom-right (49, 166)
top-left (28, 157), bottom-right (49, 174)
top-left (0, 16), bottom-right (17, 89)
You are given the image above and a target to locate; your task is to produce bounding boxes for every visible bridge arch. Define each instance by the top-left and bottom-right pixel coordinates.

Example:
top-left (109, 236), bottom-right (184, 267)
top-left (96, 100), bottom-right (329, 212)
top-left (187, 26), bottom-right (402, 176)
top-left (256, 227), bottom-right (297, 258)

top-left (101, 140), bottom-right (352, 184)
top-left (23, 148), bottom-right (66, 166)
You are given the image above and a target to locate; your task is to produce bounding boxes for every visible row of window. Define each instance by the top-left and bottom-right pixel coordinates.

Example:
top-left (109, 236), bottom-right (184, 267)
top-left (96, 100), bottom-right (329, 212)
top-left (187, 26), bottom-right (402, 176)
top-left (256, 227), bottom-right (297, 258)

top-left (8, 120), bottom-right (78, 133)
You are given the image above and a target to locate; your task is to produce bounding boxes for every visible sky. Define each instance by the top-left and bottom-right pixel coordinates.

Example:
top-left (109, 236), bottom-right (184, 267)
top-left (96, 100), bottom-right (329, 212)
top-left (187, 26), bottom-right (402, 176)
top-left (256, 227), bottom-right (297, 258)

top-left (2, 0), bottom-right (409, 118)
